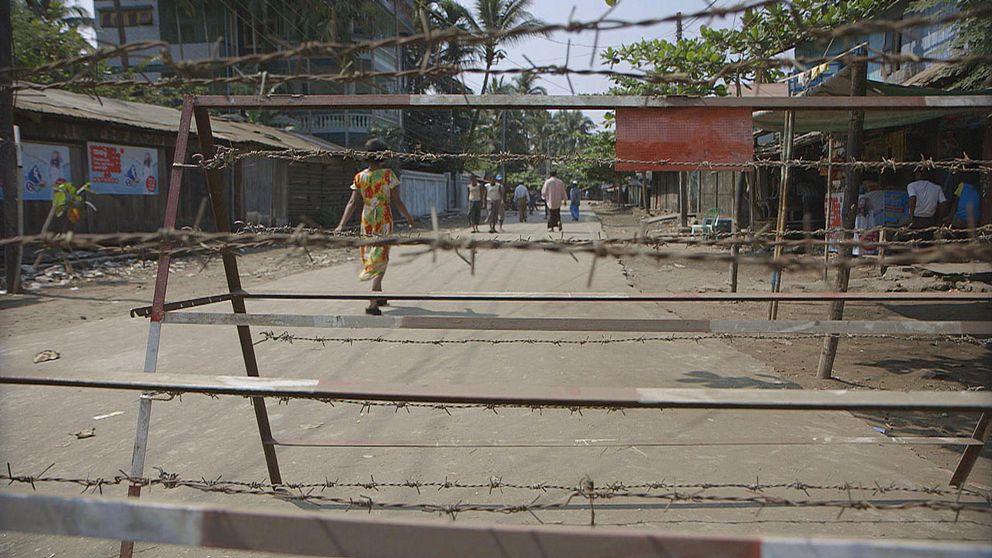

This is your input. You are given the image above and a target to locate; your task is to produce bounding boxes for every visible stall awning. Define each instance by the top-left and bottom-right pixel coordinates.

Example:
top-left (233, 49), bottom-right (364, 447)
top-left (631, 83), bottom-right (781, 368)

top-left (753, 65), bottom-right (990, 133)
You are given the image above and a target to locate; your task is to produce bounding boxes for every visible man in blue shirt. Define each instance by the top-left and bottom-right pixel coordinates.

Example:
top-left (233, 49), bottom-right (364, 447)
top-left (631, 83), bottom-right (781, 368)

top-left (569, 180), bottom-right (581, 221)
top-left (949, 173), bottom-right (981, 228)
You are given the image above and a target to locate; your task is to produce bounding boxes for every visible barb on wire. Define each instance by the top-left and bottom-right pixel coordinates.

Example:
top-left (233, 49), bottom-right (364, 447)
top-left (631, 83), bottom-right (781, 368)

top-left (3, 467), bottom-right (989, 518)
top-left (197, 145), bottom-right (992, 175)
top-left (1, 229), bottom-right (988, 272)
top-left (14, 0), bottom-right (992, 91)
top-left (255, 330), bottom-right (991, 349)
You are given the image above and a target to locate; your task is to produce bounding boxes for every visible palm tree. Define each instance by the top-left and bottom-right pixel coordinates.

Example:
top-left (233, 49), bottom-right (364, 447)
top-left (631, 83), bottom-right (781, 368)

top-left (547, 110), bottom-right (595, 155)
top-left (465, 0), bottom-right (545, 95)
top-left (462, 0), bottom-right (545, 142)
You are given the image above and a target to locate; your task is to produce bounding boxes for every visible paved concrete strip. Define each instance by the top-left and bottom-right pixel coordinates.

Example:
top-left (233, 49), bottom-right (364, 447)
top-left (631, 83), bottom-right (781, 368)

top-left (2, 371), bottom-right (991, 412)
top-left (159, 312), bottom-right (992, 335)
top-left (3, 493), bottom-right (990, 558)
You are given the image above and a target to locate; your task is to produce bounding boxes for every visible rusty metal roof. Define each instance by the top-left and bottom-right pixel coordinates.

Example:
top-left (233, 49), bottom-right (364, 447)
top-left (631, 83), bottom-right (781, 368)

top-left (14, 87), bottom-right (343, 151)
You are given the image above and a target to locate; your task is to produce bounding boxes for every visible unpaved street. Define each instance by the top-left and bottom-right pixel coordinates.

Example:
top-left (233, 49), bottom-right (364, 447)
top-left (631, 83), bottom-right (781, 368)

top-left (1, 206), bottom-right (990, 557)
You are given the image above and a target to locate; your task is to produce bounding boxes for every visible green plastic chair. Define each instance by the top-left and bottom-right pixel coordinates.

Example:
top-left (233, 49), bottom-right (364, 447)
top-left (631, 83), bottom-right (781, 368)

top-left (690, 208), bottom-right (721, 236)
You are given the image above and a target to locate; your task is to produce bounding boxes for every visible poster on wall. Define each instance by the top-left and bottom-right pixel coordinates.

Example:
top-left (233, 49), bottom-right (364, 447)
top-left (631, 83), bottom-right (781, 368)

top-left (0, 142), bottom-right (71, 201)
top-left (23, 143), bottom-right (71, 200)
top-left (87, 142), bottom-right (159, 195)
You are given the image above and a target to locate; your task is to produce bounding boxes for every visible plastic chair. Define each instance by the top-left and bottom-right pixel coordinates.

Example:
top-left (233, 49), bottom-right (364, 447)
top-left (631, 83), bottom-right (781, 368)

top-left (690, 208), bottom-right (721, 236)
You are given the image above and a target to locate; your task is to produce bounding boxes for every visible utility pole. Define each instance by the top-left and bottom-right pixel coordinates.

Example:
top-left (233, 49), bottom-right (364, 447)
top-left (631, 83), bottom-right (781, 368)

top-left (1, 0), bottom-right (21, 294)
top-left (816, 57), bottom-right (868, 380)
top-left (500, 110), bottom-right (507, 183)
top-left (676, 12), bottom-right (683, 41)
top-left (111, 0), bottom-right (130, 70)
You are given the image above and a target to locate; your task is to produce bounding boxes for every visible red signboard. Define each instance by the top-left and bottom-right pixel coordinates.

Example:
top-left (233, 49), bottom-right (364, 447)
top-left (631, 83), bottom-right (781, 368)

top-left (615, 107), bottom-right (753, 171)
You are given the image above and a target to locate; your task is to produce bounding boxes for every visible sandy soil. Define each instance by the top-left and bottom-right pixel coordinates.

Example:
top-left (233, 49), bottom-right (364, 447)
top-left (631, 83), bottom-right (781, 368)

top-left (593, 203), bottom-right (992, 486)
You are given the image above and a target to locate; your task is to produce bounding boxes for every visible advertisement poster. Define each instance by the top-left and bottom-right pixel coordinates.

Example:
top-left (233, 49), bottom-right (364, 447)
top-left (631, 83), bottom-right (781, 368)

top-left (87, 142), bottom-right (159, 195)
top-left (0, 143), bottom-right (71, 201)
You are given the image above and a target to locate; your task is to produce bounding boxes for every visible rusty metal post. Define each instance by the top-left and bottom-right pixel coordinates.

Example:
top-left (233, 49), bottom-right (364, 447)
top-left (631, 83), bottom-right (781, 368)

top-left (817, 57), bottom-right (868, 380)
top-left (768, 110), bottom-right (795, 320)
top-left (192, 105), bottom-right (282, 485)
top-left (119, 97), bottom-right (195, 558)
top-left (950, 412), bottom-right (990, 487)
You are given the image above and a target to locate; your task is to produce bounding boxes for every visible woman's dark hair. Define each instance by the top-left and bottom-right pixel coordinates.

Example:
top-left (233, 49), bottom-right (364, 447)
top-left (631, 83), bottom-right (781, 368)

top-left (365, 138), bottom-right (389, 152)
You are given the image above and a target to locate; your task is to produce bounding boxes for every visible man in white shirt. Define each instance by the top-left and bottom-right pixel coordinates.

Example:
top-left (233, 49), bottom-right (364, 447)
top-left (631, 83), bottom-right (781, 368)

top-left (485, 177), bottom-right (504, 233)
top-left (513, 183), bottom-right (530, 222)
top-left (541, 170), bottom-right (568, 231)
top-left (906, 172), bottom-right (947, 229)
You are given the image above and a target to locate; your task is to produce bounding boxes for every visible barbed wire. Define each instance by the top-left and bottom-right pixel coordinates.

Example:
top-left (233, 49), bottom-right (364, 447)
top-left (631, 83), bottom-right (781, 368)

top-left (5, 466), bottom-right (989, 520)
top-left (17, 51), bottom-right (992, 93)
top-left (255, 330), bottom-right (992, 349)
top-left (199, 146), bottom-right (992, 174)
top-left (1, 230), bottom-right (988, 271)
top-left (13, 2), bottom-right (992, 92)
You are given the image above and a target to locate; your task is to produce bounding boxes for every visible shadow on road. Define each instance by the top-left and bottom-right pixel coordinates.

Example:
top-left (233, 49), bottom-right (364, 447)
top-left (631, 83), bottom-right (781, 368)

top-left (382, 306), bottom-right (498, 318)
top-left (676, 370), bottom-right (800, 389)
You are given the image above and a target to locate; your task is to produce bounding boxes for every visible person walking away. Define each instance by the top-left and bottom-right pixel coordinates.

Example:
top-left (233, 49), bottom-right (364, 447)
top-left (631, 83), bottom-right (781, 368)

top-left (486, 176), bottom-right (504, 233)
top-left (528, 190), bottom-right (538, 215)
top-left (334, 139), bottom-right (415, 315)
top-left (569, 180), bottom-right (581, 221)
top-left (949, 173), bottom-right (981, 228)
top-left (495, 175), bottom-right (507, 230)
top-left (907, 171), bottom-right (947, 233)
top-left (542, 170), bottom-right (568, 231)
top-left (514, 182), bottom-right (529, 222)
top-left (467, 175), bottom-right (482, 233)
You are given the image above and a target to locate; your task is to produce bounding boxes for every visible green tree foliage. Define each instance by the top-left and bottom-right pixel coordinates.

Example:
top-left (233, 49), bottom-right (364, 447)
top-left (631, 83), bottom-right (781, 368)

top-left (602, 0), bottom-right (895, 97)
top-left (909, 0), bottom-right (992, 90)
top-left (12, 0), bottom-right (101, 86)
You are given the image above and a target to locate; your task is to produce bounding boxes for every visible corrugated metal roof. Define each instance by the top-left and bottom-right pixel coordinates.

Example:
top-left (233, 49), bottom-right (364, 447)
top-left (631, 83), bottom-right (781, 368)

top-left (14, 87), bottom-right (342, 151)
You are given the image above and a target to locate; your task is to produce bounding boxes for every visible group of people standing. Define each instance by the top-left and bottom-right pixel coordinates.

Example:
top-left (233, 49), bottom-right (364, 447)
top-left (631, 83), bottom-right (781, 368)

top-left (466, 170), bottom-right (583, 233)
top-left (905, 171), bottom-right (981, 230)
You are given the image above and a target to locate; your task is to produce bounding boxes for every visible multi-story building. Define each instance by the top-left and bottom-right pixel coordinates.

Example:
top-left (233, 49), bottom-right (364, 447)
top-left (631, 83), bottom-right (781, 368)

top-left (92, 0), bottom-right (414, 147)
top-left (789, 0), bottom-right (960, 94)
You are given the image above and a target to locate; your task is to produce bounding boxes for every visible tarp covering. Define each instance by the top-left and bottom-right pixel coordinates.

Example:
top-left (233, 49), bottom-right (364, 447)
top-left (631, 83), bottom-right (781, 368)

top-left (753, 65), bottom-right (990, 133)
top-left (615, 107), bottom-right (753, 171)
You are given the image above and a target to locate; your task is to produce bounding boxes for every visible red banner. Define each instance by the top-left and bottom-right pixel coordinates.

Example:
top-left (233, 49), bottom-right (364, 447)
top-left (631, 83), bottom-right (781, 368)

top-left (615, 107), bottom-right (753, 171)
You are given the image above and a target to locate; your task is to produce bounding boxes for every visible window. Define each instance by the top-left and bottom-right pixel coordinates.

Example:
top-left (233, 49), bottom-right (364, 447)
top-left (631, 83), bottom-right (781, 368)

top-left (100, 7), bottom-right (154, 28)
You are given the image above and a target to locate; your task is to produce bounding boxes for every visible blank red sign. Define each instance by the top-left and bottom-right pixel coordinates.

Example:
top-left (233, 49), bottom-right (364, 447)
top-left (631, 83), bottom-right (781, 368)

top-left (615, 107), bottom-right (753, 171)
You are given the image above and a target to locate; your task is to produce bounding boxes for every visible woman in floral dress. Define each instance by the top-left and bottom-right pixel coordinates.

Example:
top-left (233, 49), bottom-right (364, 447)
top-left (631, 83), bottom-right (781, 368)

top-left (334, 139), bottom-right (414, 315)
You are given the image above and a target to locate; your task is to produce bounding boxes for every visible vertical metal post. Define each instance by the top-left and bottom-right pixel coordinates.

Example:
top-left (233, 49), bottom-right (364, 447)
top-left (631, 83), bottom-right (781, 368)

top-left (950, 412), bottom-right (991, 487)
top-left (729, 172), bottom-right (744, 292)
top-left (768, 110), bottom-right (795, 320)
top-left (678, 172), bottom-right (688, 228)
top-left (119, 97), bottom-right (195, 558)
top-left (817, 57), bottom-right (868, 380)
top-left (192, 105), bottom-right (282, 485)
top-left (823, 136), bottom-right (834, 281)
top-left (1, 0), bottom-right (21, 295)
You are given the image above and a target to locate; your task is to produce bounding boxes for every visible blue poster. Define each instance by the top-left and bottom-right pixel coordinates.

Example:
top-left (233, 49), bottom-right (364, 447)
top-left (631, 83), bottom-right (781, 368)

top-left (0, 142), bottom-right (71, 201)
top-left (87, 142), bottom-right (159, 195)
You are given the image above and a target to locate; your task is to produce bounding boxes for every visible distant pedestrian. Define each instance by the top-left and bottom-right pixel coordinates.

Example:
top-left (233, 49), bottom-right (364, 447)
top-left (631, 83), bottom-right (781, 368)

top-left (467, 175), bottom-right (482, 233)
top-left (949, 174), bottom-right (981, 228)
top-left (334, 138), bottom-right (415, 315)
top-left (485, 176), bottom-right (504, 233)
top-left (495, 175), bottom-right (506, 230)
top-left (542, 170), bottom-right (568, 232)
top-left (529, 190), bottom-right (538, 214)
top-left (514, 183), bottom-right (529, 222)
top-left (907, 171), bottom-right (947, 229)
top-left (569, 180), bottom-right (581, 221)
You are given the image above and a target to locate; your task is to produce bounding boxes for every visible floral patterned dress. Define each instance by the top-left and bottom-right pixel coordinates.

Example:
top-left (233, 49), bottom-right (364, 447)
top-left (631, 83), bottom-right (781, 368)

top-left (352, 168), bottom-right (399, 280)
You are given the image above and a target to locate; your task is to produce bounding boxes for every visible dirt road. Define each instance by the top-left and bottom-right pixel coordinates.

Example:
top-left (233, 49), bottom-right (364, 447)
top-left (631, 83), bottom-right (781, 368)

top-left (1, 206), bottom-right (989, 557)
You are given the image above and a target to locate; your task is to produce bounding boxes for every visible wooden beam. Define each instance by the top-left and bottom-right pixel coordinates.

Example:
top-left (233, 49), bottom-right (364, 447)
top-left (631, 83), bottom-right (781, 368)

top-left (1, 372), bottom-right (990, 412)
top-left (158, 312), bottom-right (992, 335)
top-left (191, 94), bottom-right (992, 111)
top-left (126, 290), bottom-right (992, 318)
top-left (6, 493), bottom-right (991, 558)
